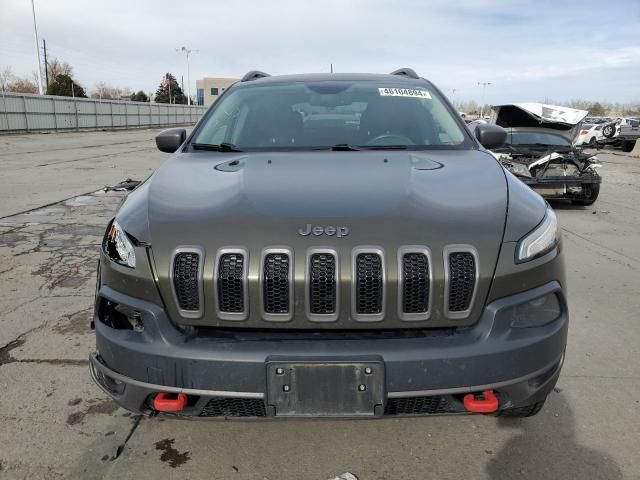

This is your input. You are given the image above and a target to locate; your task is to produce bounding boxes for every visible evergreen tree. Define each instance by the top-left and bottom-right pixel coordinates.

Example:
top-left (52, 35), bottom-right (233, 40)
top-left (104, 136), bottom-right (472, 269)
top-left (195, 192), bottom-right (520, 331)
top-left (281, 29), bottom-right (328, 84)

top-left (46, 74), bottom-right (87, 97)
top-left (130, 90), bottom-right (149, 102)
top-left (154, 73), bottom-right (186, 104)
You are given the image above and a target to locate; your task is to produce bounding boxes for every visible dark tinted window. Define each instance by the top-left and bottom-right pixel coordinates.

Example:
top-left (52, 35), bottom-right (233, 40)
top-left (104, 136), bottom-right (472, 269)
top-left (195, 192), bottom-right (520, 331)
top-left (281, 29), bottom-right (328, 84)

top-left (192, 81), bottom-right (468, 150)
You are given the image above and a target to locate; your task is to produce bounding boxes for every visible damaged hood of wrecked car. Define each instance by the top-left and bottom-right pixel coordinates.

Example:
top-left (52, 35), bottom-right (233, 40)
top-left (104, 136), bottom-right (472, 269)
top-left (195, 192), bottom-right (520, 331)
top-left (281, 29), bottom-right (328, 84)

top-left (491, 103), bottom-right (589, 144)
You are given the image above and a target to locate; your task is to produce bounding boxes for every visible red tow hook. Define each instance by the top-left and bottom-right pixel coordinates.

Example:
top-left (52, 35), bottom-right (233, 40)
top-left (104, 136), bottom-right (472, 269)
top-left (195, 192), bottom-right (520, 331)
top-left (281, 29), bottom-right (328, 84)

top-left (463, 389), bottom-right (499, 413)
top-left (153, 392), bottom-right (188, 412)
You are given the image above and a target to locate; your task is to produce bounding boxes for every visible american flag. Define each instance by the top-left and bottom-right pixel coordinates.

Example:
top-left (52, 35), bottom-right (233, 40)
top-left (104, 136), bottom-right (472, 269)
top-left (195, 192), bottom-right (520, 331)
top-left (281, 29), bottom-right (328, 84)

top-left (162, 74), bottom-right (169, 88)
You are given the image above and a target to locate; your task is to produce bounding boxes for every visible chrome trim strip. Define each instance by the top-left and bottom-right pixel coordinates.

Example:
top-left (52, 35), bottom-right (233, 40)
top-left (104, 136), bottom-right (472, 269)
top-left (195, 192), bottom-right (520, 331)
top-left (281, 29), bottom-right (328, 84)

top-left (351, 246), bottom-right (386, 322)
top-left (214, 247), bottom-right (249, 321)
top-left (89, 353), bottom-right (264, 399)
top-left (259, 246), bottom-right (294, 322)
top-left (397, 246), bottom-right (433, 321)
top-left (305, 248), bottom-right (339, 322)
top-left (443, 244), bottom-right (479, 320)
top-left (169, 246), bottom-right (204, 319)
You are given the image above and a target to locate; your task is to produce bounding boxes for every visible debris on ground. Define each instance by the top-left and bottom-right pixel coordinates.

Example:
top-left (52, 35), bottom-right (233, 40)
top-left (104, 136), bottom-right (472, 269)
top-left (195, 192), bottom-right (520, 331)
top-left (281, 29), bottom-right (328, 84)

top-left (104, 178), bottom-right (141, 192)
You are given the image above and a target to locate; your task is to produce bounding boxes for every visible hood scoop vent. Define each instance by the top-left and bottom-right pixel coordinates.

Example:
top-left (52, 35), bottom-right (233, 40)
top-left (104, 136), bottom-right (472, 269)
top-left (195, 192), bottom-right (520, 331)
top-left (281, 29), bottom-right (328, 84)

top-left (214, 158), bottom-right (247, 172)
top-left (410, 155), bottom-right (443, 171)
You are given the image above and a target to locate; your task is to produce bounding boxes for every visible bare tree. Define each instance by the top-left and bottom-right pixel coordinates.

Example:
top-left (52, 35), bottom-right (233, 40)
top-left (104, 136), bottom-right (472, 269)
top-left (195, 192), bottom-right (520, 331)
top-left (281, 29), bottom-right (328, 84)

top-left (46, 58), bottom-right (73, 82)
top-left (0, 66), bottom-right (13, 92)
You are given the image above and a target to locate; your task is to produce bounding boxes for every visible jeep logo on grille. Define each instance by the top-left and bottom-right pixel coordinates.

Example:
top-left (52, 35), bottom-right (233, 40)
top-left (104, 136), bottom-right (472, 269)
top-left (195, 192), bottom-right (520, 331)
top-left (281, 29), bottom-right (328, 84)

top-left (298, 224), bottom-right (349, 238)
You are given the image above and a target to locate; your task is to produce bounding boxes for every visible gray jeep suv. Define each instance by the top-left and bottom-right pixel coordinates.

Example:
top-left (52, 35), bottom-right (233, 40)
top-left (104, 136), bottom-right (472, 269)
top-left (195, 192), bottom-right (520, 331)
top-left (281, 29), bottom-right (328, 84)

top-left (91, 69), bottom-right (567, 419)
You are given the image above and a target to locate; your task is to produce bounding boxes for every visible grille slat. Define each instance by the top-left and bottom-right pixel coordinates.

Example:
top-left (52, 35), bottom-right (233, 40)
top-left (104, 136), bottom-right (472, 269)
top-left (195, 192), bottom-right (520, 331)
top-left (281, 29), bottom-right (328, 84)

top-left (217, 253), bottom-right (245, 313)
top-left (448, 251), bottom-right (476, 313)
top-left (355, 253), bottom-right (383, 315)
top-left (199, 397), bottom-right (266, 417)
top-left (385, 396), bottom-right (454, 415)
top-left (309, 253), bottom-right (337, 315)
top-left (402, 252), bottom-right (430, 314)
top-left (263, 253), bottom-right (291, 314)
top-left (173, 252), bottom-right (201, 312)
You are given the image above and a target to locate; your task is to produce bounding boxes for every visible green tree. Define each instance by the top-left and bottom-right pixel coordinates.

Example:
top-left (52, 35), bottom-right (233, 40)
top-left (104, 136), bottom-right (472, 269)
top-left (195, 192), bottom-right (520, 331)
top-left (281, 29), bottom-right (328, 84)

top-left (46, 74), bottom-right (87, 97)
top-left (154, 73), bottom-right (186, 104)
top-left (130, 90), bottom-right (149, 102)
top-left (588, 102), bottom-right (606, 116)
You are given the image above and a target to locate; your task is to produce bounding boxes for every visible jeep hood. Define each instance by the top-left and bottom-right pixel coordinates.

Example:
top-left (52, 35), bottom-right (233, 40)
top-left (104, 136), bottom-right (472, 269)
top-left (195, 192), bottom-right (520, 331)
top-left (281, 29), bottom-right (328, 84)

top-left (491, 103), bottom-right (588, 143)
top-left (134, 150), bottom-right (509, 327)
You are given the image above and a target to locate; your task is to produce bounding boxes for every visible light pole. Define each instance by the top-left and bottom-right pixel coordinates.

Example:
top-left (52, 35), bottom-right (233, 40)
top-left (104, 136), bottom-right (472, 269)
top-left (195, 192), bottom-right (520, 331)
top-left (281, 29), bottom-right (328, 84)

top-left (478, 82), bottom-right (491, 119)
top-left (176, 46), bottom-right (198, 105)
top-left (30, 0), bottom-right (44, 94)
top-left (449, 88), bottom-right (457, 106)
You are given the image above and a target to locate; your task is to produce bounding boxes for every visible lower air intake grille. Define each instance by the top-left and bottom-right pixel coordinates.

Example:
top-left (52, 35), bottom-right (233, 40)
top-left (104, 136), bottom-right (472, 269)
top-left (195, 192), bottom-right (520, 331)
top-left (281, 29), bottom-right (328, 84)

top-left (355, 253), bottom-right (383, 314)
top-left (385, 396), bottom-right (450, 415)
top-left (402, 253), bottom-right (429, 313)
top-left (173, 252), bottom-right (200, 311)
top-left (309, 253), bottom-right (337, 314)
top-left (448, 252), bottom-right (476, 312)
top-left (217, 253), bottom-right (245, 313)
top-left (199, 397), bottom-right (266, 417)
top-left (263, 253), bottom-right (290, 314)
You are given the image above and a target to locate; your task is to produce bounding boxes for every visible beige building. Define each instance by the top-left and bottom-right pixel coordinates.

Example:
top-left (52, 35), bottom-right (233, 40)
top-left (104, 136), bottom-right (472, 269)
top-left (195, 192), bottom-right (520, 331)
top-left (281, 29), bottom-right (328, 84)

top-left (196, 77), bottom-right (239, 106)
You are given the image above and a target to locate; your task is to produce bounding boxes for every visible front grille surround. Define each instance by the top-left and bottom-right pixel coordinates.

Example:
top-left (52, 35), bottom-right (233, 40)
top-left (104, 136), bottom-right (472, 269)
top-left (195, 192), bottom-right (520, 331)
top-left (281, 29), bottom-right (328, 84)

top-left (260, 247), bottom-right (294, 322)
top-left (170, 247), bottom-right (204, 319)
top-left (214, 247), bottom-right (249, 321)
top-left (443, 245), bottom-right (479, 320)
top-left (397, 246), bottom-right (433, 321)
top-left (351, 247), bottom-right (386, 322)
top-left (306, 248), bottom-right (340, 322)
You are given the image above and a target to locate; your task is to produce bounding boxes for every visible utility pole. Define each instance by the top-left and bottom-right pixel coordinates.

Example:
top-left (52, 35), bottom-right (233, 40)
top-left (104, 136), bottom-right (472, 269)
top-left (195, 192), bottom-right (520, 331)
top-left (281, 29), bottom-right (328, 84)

top-left (331, 63), bottom-right (333, 73)
top-left (42, 39), bottom-right (49, 89)
top-left (30, 0), bottom-right (44, 94)
top-left (478, 81), bottom-right (492, 119)
top-left (449, 88), bottom-right (457, 103)
top-left (175, 47), bottom-right (198, 105)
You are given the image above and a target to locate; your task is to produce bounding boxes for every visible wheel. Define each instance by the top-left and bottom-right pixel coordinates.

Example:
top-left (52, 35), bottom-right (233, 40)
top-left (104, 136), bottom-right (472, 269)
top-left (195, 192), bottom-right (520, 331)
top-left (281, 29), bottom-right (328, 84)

top-left (572, 182), bottom-right (600, 206)
top-left (602, 123), bottom-right (616, 138)
top-left (622, 140), bottom-right (636, 152)
top-left (496, 400), bottom-right (546, 418)
top-left (589, 137), bottom-right (597, 146)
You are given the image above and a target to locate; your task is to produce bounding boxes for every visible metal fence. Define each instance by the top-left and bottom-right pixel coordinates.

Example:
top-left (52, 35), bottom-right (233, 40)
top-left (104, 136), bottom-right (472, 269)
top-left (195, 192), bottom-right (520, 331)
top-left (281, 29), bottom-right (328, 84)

top-left (0, 92), bottom-right (207, 133)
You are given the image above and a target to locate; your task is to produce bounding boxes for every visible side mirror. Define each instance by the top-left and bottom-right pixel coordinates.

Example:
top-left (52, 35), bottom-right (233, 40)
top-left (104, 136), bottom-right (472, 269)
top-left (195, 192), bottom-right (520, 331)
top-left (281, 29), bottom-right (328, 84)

top-left (155, 128), bottom-right (187, 153)
top-left (474, 124), bottom-right (507, 149)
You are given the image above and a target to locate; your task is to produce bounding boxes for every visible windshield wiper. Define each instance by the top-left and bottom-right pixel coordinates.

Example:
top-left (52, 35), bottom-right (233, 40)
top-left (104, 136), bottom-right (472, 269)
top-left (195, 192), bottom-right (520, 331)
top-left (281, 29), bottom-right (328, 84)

top-left (330, 144), bottom-right (361, 151)
top-left (191, 142), bottom-right (244, 152)
top-left (361, 145), bottom-right (409, 150)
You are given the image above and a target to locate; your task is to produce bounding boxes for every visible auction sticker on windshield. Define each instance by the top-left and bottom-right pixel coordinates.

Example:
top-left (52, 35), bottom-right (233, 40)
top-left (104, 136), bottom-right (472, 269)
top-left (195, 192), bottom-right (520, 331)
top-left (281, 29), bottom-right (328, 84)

top-left (378, 87), bottom-right (432, 99)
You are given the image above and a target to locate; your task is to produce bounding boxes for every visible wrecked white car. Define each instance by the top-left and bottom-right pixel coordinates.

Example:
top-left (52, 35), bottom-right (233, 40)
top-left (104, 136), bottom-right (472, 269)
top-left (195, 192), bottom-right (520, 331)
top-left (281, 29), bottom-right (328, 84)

top-left (487, 103), bottom-right (602, 205)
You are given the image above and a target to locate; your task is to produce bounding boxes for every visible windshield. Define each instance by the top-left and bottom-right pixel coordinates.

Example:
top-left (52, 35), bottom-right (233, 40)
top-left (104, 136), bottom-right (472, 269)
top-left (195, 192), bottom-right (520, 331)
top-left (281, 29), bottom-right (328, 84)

top-left (191, 81), bottom-right (469, 150)
top-left (506, 131), bottom-right (572, 147)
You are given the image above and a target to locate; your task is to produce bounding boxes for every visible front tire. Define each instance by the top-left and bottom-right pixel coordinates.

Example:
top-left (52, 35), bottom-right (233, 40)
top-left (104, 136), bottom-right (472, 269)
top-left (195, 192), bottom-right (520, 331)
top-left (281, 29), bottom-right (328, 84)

top-left (572, 182), bottom-right (600, 206)
top-left (589, 136), bottom-right (597, 146)
top-left (622, 140), bottom-right (636, 152)
top-left (496, 400), bottom-right (546, 418)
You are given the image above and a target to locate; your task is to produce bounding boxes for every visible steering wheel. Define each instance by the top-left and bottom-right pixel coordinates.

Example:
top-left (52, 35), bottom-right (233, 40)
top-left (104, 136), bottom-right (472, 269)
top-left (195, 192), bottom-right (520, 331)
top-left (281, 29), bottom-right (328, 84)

top-left (366, 134), bottom-right (414, 146)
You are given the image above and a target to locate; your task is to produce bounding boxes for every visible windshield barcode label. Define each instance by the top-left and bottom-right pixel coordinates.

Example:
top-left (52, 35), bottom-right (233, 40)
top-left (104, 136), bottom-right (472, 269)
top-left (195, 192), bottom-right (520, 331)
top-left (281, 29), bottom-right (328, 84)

top-left (378, 88), bottom-right (431, 99)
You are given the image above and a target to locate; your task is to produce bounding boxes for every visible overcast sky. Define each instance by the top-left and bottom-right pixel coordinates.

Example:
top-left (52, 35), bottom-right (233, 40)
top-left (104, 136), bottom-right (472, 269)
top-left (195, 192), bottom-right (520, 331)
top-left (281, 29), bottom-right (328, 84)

top-left (2, 0), bottom-right (639, 104)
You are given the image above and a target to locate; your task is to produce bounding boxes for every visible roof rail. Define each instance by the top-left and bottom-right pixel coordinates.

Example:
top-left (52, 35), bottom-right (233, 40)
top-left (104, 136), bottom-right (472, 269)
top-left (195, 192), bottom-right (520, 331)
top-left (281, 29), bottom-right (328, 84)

top-left (390, 68), bottom-right (419, 80)
top-left (241, 70), bottom-right (271, 82)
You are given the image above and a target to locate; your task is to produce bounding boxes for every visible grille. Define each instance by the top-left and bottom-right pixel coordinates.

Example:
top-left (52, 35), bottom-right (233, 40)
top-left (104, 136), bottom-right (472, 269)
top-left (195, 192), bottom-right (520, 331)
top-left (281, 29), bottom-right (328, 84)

top-left (263, 253), bottom-right (290, 314)
top-left (173, 252), bottom-right (200, 311)
top-left (402, 253), bottom-right (430, 313)
top-left (309, 253), bottom-right (337, 314)
top-left (385, 396), bottom-right (450, 415)
top-left (199, 397), bottom-right (266, 417)
top-left (355, 253), bottom-right (383, 314)
top-left (448, 252), bottom-right (476, 312)
top-left (217, 253), bottom-right (245, 313)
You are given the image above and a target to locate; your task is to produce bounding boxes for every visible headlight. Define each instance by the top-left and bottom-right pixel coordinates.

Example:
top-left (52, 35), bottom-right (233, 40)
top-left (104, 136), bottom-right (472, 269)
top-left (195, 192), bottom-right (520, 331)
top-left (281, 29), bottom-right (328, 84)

top-left (104, 220), bottom-right (136, 268)
top-left (516, 208), bottom-right (559, 263)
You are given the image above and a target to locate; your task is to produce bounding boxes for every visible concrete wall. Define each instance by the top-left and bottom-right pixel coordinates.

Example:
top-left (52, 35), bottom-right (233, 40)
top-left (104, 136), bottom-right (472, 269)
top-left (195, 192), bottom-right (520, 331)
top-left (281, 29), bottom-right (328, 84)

top-left (0, 92), bottom-right (207, 133)
top-left (196, 77), bottom-right (239, 106)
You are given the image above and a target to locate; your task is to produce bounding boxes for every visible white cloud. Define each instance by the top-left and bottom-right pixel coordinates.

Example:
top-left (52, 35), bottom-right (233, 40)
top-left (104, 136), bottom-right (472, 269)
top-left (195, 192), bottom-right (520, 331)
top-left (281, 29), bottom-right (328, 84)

top-left (1, 0), bottom-right (639, 103)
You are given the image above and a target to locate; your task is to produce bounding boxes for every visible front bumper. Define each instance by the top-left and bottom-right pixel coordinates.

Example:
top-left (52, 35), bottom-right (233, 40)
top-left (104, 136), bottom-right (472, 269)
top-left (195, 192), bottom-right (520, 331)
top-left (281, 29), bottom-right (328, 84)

top-left (91, 282), bottom-right (567, 418)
